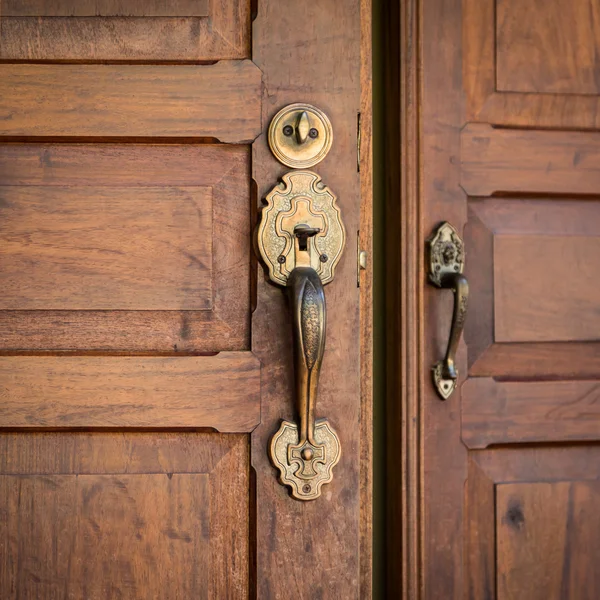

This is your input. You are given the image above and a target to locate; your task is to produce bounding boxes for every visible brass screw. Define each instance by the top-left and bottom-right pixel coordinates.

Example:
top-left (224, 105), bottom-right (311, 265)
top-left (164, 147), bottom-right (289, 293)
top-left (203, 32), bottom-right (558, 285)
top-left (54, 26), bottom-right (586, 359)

top-left (309, 128), bottom-right (319, 138)
top-left (283, 125), bottom-right (293, 136)
top-left (320, 254), bottom-right (328, 263)
top-left (277, 255), bottom-right (286, 264)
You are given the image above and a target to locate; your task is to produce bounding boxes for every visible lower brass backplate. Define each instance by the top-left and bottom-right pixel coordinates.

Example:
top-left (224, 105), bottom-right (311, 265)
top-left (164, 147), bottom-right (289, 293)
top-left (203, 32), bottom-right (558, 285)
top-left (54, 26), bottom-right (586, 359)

top-left (270, 419), bottom-right (341, 501)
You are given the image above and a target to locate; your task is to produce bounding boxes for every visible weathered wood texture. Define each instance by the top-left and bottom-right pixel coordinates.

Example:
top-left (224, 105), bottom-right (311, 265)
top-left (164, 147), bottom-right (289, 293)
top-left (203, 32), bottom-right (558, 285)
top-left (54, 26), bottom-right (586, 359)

top-left (0, 63), bottom-right (261, 142)
top-left (0, 353), bottom-right (260, 431)
top-left (0, 432), bottom-right (249, 599)
top-left (496, 481), bottom-right (600, 600)
top-left (462, 378), bottom-right (600, 448)
top-left (496, 0), bottom-right (600, 95)
top-left (251, 0), bottom-right (364, 597)
top-left (0, 144), bottom-right (251, 352)
top-left (2, 0), bottom-right (210, 16)
top-left (467, 448), bottom-right (600, 600)
top-left (1, 186), bottom-right (213, 310)
top-left (461, 124), bottom-right (600, 196)
top-left (464, 197), bottom-right (600, 376)
top-left (0, 0), bottom-right (249, 59)
top-left (359, 0), bottom-right (374, 595)
top-left (464, 0), bottom-right (600, 128)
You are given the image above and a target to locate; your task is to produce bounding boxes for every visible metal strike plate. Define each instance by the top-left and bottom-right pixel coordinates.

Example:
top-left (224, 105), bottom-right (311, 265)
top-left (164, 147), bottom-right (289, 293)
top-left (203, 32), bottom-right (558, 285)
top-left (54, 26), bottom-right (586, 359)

top-left (268, 104), bottom-right (333, 169)
top-left (256, 171), bottom-right (345, 287)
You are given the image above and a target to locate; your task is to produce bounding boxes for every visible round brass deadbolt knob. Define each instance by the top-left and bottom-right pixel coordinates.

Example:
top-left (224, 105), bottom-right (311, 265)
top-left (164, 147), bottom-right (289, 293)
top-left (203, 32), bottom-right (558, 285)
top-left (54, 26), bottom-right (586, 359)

top-left (268, 103), bottom-right (333, 169)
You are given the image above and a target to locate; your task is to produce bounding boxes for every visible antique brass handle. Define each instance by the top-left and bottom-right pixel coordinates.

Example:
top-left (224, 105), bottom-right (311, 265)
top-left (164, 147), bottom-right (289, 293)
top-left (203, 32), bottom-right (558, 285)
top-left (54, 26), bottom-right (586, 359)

top-left (428, 222), bottom-right (469, 400)
top-left (256, 170), bottom-right (345, 500)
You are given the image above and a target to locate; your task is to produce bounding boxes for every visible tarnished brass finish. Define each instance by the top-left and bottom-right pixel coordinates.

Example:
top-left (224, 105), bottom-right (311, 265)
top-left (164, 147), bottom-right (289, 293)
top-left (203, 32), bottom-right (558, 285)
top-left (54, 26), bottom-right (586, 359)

top-left (256, 171), bottom-right (345, 286)
top-left (268, 103), bottom-right (333, 168)
top-left (270, 268), bottom-right (341, 500)
top-left (256, 172), bottom-right (344, 500)
top-left (428, 222), bottom-right (469, 400)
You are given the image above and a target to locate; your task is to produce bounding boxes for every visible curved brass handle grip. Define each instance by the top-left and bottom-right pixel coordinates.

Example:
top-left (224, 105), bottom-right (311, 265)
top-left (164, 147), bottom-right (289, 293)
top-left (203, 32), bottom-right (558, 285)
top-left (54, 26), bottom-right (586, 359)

top-left (428, 222), bottom-right (469, 400)
top-left (269, 267), bottom-right (341, 501)
top-left (432, 272), bottom-right (469, 399)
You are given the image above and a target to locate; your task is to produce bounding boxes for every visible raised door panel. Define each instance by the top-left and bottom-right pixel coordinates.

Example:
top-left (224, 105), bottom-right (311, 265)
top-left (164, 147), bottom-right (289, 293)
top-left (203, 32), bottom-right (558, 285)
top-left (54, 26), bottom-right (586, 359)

top-left (466, 449), bottom-right (600, 600)
top-left (464, 0), bottom-right (600, 127)
top-left (0, 0), bottom-right (250, 60)
top-left (0, 144), bottom-right (251, 352)
top-left (0, 432), bottom-right (249, 599)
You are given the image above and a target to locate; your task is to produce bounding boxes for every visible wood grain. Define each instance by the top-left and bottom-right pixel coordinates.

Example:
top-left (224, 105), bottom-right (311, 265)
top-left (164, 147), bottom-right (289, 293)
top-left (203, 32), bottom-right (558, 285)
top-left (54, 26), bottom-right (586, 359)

top-left (461, 124), bottom-right (600, 196)
top-left (496, 0), bottom-right (600, 95)
top-left (0, 432), bottom-right (249, 599)
top-left (0, 474), bottom-right (211, 599)
top-left (462, 378), bottom-right (600, 448)
top-left (464, 0), bottom-right (600, 128)
top-left (0, 62), bottom-right (261, 142)
top-left (0, 185), bottom-right (213, 311)
top-left (494, 235), bottom-right (600, 343)
top-left (0, 0), bottom-right (250, 60)
top-left (0, 144), bottom-right (251, 352)
top-left (497, 481), bottom-right (600, 600)
top-left (2, 0), bottom-right (210, 16)
top-left (0, 353), bottom-right (260, 431)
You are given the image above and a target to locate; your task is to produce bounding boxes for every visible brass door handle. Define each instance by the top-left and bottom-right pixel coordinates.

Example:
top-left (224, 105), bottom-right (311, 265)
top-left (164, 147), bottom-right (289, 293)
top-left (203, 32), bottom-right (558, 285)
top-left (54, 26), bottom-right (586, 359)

top-left (256, 170), bottom-right (345, 500)
top-left (428, 222), bottom-right (469, 400)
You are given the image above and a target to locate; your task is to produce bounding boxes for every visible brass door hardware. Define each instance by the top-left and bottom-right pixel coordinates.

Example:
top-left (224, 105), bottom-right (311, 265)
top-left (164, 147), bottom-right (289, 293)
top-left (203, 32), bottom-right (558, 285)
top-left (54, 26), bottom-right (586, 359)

top-left (256, 171), bottom-right (345, 500)
top-left (268, 104), bottom-right (333, 169)
top-left (428, 222), bottom-right (469, 400)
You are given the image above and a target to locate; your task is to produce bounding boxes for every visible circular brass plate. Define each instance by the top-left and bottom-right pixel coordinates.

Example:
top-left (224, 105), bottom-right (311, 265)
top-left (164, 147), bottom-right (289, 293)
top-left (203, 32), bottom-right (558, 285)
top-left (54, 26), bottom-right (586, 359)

top-left (268, 103), bottom-right (333, 169)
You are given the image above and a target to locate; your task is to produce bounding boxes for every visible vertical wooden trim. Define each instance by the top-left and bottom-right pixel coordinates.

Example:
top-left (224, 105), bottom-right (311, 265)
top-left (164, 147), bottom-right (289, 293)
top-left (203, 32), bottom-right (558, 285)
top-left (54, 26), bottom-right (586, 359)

top-left (385, 0), bottom-right (423, 597)
top-left (360, 0), bottom-right (374, 597)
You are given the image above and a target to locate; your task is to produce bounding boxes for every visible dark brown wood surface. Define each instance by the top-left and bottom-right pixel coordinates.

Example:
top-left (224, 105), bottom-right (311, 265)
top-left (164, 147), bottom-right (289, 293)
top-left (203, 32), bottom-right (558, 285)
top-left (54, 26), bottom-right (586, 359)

top-left (0, 354), bottom-right (260, 430)
top-left (0, 63), bottom-right (261, 142)
top-left (0, 0), bottom-right (250, 60)
top-left (2, 0), bottom-right (210, 16)
top-left (386, 0), bottom-right (600, 597)
top-left (0, 432), bottom-right (249, 599)
top-left (0, 143), bottom-right (251, 352)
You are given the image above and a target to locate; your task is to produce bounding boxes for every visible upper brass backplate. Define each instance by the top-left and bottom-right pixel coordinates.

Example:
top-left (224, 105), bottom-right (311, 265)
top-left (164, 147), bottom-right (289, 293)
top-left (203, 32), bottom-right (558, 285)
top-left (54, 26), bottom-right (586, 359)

top-left (268, 103), bottom-right (333, 169)
top-left (428, 221), bottom-right (465, 287)
top-left (257, 171), bottom-right (345, 286)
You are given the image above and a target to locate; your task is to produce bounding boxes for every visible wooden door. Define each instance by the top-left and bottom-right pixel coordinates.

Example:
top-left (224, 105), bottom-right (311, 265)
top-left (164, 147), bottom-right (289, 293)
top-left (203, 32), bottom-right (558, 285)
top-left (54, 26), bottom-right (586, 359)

top-left (387, 0), bottom-right (600, 597)
top-left (0, 2), bottom-right (372, 598)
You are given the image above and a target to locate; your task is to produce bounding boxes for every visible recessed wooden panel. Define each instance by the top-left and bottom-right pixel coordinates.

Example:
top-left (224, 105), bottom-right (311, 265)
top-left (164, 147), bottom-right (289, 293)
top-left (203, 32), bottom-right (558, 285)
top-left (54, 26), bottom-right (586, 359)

top-left (464, 0), bottom-right (600, 128)
top-left (0, 353), bottom-right (260, 431)
top-left (0, 474), bottom-right (210, 599)
top-left (462, 378), bottom-right (600, 448)
top-left (496, 481), bottom-right (600, 600)
top-left (461, 124), bottom-right (600, 197)
top-left (2, 0), bottom-right (209, 16)
top-left (0, 144), bottom-right (250, 352)
top-left (497, 0), bottom-right (600, 95)
top-left (465, 198), bottom-right (600, 377)
top-left (0, 432), bottom-right (249, 599)
top-left (0, 0), bottom-right (249, 60)
top-left (494, 235), bottom-right (600, 343)
top-left (0, 63), bottom-right (261, 142)
top-left (1, 186), bottom-right (213, 311)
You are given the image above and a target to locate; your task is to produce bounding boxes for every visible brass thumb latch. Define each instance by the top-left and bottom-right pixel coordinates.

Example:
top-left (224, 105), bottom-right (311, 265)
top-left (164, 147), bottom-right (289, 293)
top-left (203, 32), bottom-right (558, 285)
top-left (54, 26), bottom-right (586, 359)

top-left (256, 170), bottom-right (345, 500)
top-left (428, 222), bottom-right (469, 400)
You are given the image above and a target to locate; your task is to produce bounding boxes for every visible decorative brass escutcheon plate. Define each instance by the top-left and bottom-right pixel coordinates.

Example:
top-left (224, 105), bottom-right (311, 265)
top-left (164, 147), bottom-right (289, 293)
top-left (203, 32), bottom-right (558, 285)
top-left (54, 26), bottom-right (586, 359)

top-left (257, 171), bottom-right (345, 500)
top-left (268, 103), bottom-right (333, 169)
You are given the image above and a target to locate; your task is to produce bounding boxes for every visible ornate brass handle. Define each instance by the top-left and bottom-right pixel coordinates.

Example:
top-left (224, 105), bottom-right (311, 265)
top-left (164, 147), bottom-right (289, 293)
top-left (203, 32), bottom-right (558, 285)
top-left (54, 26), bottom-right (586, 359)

top-left (256, 170), bottom-right (345, 500)
top-left (428, 222), bottom-right (469, 400)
